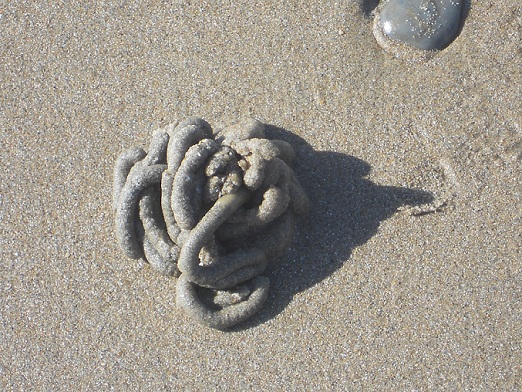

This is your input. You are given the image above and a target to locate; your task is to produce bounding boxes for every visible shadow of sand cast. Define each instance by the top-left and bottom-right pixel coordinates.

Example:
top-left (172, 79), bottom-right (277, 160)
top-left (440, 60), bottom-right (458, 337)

top-left (232, 125), bottom-right (434, 330)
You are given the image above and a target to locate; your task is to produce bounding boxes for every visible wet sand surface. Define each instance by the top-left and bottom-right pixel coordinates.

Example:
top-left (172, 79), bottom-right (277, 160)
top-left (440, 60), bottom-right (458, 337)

top-left (1, 1), bottom-right (520, 389)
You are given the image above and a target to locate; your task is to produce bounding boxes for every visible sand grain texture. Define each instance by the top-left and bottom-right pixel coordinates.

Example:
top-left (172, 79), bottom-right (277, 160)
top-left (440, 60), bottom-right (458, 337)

top-left (1, 1), bottom-right (520, 389)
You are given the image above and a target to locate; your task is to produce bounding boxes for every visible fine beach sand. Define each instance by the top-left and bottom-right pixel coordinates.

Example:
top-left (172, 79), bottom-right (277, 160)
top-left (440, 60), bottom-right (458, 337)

top-left (1, 1), bottom-right (520, 389)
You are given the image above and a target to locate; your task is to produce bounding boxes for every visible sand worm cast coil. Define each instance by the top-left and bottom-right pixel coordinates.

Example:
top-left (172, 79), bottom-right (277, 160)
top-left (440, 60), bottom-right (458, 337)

top-left (113, 118), bottom-right (309, 329)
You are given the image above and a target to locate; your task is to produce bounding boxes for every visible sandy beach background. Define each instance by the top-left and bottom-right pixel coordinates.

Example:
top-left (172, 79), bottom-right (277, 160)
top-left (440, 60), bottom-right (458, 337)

top-left (1, 0), bottom-right (520, 389)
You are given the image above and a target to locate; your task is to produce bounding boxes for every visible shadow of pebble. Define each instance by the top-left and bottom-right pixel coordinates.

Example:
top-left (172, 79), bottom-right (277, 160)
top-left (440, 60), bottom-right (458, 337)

top-left (360, 0), bottom-right (381, 18)
top-left (232, 125), bottom-right (434, 331)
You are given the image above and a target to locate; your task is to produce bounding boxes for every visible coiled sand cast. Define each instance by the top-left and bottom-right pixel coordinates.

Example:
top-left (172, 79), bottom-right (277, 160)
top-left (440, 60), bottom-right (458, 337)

top-left (113, 118), bottom-right (309, 329)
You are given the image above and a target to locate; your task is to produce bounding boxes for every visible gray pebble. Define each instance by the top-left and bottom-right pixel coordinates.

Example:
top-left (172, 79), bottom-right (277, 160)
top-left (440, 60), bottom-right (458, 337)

top-left (374, 0), bottom-right (463, 51)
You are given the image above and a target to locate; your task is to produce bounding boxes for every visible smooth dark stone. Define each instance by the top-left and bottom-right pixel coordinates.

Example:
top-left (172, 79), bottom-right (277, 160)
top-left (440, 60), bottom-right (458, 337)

top-left (378, 0), bottom-right (463, 50)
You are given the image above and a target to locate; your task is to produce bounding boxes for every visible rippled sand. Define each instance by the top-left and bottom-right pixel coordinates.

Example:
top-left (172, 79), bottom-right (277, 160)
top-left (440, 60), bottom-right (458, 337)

top-left (1, 1), bottom-right (520, 389)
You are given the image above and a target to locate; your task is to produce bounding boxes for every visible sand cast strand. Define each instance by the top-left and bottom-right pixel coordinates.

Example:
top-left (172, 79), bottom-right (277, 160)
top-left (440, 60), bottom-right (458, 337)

top-left (113, 118), bottom-right (309, 329)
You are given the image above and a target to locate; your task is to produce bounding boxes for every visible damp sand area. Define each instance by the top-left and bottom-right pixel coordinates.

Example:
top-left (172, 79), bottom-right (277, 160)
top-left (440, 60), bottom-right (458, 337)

top-left (1, 1), bottom-right (520, 389)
